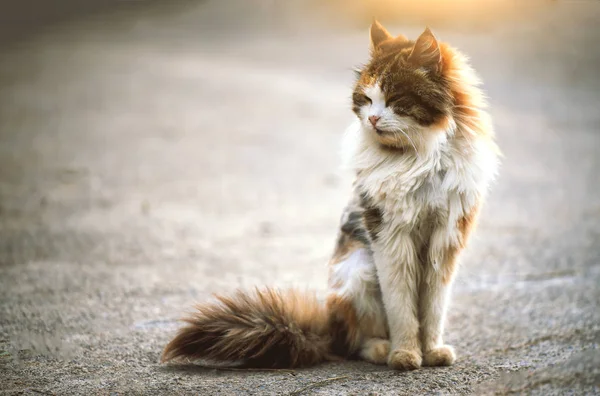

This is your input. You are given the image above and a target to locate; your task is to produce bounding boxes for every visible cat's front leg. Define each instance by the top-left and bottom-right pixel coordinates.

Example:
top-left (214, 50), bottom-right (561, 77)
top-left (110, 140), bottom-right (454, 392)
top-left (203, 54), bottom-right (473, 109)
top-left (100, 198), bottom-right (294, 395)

top-left (373, 233), bottom-right (422, 371)
top-left (419, 246), bottom-right (458, 367)
top-left (420, 204), bottom-right (480, 367)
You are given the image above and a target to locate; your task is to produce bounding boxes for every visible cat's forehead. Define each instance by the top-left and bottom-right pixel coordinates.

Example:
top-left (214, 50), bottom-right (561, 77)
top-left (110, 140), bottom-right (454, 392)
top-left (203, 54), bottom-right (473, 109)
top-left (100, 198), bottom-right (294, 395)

top-left (382, 68), bottom-right (430, 90)
top-left (369, 47), bottom-right (412, 72)
top-left (365, 57), bottom-right (420, 86)
top-left (359, 67), bottom-right (426, 96)
top-left (357, 62), bottom-right (409, 88)
top-left (363, 83), bottom-right (385, 102)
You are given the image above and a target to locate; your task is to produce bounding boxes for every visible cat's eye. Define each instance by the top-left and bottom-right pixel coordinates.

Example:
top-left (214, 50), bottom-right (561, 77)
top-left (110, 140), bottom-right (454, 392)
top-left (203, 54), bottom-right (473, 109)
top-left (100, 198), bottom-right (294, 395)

top-left (353, 92), bottom-right (372, 106)
top-left (385, 96), bottom-right (407, 114)
top-left (385, 94), bottom-right (402, 108)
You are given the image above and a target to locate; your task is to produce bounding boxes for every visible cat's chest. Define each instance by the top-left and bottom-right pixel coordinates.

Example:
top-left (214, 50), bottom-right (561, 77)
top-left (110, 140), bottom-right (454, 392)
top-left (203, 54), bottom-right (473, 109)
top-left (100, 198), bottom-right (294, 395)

top-left (383, 167), bottom-right (453, 219)
top-left (360, 153), bottom-right (469, 226)
top-left (410, 169), bottom-right (449, 206)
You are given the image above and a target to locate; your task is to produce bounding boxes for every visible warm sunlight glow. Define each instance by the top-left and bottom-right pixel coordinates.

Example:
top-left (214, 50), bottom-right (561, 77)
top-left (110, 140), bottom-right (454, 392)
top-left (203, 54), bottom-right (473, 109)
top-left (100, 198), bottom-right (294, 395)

top-left (322, 0), bottom-right (544, 28)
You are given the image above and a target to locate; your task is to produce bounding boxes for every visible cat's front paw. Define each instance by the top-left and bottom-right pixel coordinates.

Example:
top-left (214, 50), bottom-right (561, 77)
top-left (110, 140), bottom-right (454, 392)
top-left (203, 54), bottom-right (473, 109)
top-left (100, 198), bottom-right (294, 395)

top-left (422, 345), bottom-right (456, 367)
top-left (387, 348), bottom-right (422, 371)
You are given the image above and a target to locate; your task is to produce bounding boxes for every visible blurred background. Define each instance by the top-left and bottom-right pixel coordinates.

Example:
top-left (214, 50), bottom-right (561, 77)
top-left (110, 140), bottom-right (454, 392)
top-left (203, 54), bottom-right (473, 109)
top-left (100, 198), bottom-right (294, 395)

top-left (1, 0), bottom-right (599, 394)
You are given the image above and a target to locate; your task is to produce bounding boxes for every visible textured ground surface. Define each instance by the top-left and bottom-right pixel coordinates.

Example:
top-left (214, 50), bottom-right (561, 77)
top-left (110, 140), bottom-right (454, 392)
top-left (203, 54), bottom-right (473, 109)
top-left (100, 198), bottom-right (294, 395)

top-left (1, 1), bottom-right (599, 395)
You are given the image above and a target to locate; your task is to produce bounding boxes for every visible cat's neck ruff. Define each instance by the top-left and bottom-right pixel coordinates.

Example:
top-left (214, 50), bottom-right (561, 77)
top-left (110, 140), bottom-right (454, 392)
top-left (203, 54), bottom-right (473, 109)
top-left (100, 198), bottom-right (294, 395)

top-left (342, 118), bottom-right (498, 204)
top-left (342, 120), bottom-right (453, 174)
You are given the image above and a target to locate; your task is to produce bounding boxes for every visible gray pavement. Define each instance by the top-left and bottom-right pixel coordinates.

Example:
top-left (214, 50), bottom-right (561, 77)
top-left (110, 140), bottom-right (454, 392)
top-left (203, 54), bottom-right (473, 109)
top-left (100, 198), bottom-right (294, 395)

top-left (1, 1), bottom-right (599, 394)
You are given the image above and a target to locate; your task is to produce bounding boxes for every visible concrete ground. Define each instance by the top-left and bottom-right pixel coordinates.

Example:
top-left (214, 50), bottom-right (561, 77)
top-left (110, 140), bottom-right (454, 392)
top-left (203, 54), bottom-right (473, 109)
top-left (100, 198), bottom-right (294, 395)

top-left (1, 1), bottom-right (599, 394)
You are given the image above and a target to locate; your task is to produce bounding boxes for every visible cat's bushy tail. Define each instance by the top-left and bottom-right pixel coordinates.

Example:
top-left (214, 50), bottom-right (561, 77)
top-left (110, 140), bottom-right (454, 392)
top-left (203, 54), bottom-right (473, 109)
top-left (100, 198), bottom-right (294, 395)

top-left (161, 288), bottom-right (335, 368)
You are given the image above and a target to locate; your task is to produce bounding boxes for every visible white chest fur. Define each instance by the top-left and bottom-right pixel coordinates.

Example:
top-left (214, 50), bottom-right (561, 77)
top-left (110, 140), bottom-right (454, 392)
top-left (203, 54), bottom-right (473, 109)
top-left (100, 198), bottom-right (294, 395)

top-left (343, 121), bottom-right (498, 264)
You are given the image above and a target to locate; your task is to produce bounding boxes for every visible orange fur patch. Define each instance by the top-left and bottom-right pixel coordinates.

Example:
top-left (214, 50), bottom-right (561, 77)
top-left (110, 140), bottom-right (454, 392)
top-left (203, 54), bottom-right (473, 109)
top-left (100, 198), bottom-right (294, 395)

top-left (326, 294), bottom-right (362, 357)
top-left (439, 43), bottom-right (501, 156)
top-left (442, 199), bottom-right (482, 284)
top-left (457, 199), bottom-right (481, 248)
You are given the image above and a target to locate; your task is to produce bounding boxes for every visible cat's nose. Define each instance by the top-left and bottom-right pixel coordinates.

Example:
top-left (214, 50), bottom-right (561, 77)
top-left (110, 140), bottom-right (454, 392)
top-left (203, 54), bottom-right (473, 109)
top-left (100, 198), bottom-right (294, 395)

top-left (369, 115), bottom-right (380, 126)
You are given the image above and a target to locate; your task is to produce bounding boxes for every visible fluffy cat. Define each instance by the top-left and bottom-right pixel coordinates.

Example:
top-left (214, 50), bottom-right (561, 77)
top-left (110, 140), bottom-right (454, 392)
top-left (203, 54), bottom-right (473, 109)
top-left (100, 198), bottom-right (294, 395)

top-left (161, 21), bottom-right (499, 371)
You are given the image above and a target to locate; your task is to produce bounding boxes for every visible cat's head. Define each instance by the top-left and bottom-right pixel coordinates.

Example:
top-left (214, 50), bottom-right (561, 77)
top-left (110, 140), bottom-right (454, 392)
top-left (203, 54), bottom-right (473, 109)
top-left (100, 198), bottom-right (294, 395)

top-left (353, 21), bottom-right (455, 150)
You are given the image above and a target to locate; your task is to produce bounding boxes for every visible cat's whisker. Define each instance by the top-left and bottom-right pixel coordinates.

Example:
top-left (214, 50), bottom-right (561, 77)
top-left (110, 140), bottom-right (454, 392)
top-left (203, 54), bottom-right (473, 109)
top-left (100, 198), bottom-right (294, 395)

top-left (398, 129), bottom-right (420, 160)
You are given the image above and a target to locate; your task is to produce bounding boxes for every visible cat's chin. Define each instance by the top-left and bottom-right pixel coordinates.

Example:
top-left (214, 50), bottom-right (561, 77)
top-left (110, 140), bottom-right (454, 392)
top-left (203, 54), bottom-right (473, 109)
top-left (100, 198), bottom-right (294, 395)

top-left (367, 127), bottom-right (418, 151)
top-left (374, 130), bottom-right (449, 155)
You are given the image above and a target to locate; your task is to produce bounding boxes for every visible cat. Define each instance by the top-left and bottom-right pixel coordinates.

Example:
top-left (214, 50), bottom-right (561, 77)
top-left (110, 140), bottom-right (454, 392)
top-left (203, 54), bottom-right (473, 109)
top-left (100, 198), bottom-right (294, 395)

top-left (160, 21), bottom-right (499, 371)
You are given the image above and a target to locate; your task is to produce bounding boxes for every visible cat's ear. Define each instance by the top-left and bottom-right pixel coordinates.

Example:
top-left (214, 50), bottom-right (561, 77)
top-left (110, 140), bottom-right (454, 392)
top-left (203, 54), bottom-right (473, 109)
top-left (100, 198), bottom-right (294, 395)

top-left (370, 20), bottom-right (393, 51)
top-left (408, 27), bottom-right (442, 74)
